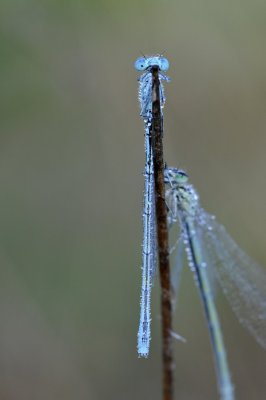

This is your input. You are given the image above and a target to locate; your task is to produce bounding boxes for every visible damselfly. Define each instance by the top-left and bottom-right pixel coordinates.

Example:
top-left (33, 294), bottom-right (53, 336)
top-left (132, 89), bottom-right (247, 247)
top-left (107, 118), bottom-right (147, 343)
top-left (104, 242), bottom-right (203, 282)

top-left (135, 55), bottom-right (170, 357)
top-left (164, 167), bottom-right (266, 400)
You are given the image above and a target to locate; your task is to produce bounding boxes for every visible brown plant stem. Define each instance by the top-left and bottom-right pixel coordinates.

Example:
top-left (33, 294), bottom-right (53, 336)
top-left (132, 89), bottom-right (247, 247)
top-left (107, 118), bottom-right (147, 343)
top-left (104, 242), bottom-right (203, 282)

top-left (151, 67), bottom-right (174, 400)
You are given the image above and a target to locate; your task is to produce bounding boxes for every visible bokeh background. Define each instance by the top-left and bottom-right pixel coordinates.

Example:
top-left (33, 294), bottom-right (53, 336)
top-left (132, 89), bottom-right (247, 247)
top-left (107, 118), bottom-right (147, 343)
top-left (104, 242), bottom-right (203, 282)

top-left (0, 1), bottom-right (266, 399)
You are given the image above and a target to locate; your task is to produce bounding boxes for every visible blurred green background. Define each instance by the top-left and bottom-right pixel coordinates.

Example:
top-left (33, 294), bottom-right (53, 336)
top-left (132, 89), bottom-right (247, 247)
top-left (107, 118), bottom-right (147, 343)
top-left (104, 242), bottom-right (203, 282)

top-left (0, 1), bottom-right (265, 399)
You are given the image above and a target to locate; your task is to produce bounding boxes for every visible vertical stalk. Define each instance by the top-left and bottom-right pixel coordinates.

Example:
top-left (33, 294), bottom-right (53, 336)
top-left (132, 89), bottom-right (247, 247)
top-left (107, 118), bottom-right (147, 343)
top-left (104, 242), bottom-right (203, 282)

top-left (151, 67), bottom-right (174, 400)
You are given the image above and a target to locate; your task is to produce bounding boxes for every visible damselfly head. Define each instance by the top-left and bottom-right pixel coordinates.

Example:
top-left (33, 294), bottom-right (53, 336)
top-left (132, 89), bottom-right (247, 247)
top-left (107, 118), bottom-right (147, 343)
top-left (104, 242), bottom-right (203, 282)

top-left (134, 55), bottom-right (169, 72)
top-left (164, 167), bottom-right (188, 185)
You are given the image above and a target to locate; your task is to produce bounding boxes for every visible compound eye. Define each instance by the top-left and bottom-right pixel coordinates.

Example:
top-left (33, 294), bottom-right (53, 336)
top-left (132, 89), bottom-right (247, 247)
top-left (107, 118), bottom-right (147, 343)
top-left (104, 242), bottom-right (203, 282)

top-left (159, 57), bottom-right (169, 71)
top-left (177, 170), bottom-right (188, 183)
top-left (134, 57), bottom-right (147, 71)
